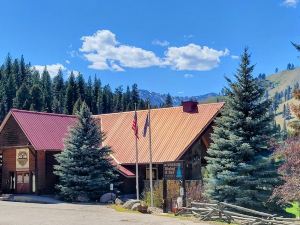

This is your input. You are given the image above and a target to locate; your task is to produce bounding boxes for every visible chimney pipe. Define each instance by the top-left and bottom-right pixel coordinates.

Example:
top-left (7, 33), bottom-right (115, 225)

top-left (182, 101), bottom-right (198, 113)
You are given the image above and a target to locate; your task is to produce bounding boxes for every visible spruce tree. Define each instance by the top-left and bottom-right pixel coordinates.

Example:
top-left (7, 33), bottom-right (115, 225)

top-left (52, 69), bottom-right (65, 113)
top-left (13, 83), bottom-right (30, 110)
top-left (76, 73), bottom-right (86, 101)
top-left (30, 85), bottom-right (43, 111)
top-left (54, 103), bottom-right (118, 201)
top-left (164, 93), bottom-right (173, 107)
top-left (205, 48), bottom-right (280, 210)
top-left (41, 67), bottom-right (52, 112)
top-left (64, 72), bottom-right (77, 114)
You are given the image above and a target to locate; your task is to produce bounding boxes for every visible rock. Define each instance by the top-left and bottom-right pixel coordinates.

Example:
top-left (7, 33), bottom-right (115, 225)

top-left (77, 195), bottom-right (89, 202)
top-left (148, 207), bottom-right (163, 214)
top-left (100, 193), bottom-right (116, 203)
top-left (115, 198), bottom-right (123, 205)
top-left (131, 202), bottom-right (141, 211)
top-left (123, 199), bottom-right (140, 209)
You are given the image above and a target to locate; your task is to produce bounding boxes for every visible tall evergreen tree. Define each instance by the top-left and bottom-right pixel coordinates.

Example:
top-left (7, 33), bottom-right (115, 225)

top-left (76, 73), bottom-right (86, 101)
top-left (131, 83), bottom-right (139, 109)
top-left (85, 76), bottom-right (93, 110)
top-left (41, 67), bottom-right (52, 112)
top-left (64, 72), bottom-right (77, 114)
top-left (29, 85), bottom-right (43, 111)
top-left (164, 93), bottom-right (173, 107)
top-left (52, 69), bottom-right (65, 113)
top-left (13, 83), bottom-right (30, 110)
top-left (113, 86), bottom-right (123, 112)
top-left (54, 103), bottom-right (118, 201)
top-left (91, 76), bottom-right (101, 114)
top-left (205, 49), bottom-right (280, 210)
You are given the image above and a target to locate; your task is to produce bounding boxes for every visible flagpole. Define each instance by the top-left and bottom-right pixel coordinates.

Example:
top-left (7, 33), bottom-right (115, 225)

top-left (134, 103), bottom-right (139, 200)
top-left (148, 103), bottom-right (154, 207)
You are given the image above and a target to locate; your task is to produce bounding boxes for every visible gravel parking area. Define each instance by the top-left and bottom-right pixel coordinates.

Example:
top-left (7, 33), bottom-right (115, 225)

top-left (0, 201), bottom-right (210, 225)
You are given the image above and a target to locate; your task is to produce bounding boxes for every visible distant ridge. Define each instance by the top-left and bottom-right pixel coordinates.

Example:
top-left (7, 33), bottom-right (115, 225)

top-left (139, 89), bottom-right (218, 106)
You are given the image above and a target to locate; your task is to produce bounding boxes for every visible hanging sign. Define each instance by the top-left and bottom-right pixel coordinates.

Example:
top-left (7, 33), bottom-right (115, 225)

top-left (163, 161), bottom-right (184, 180)
top-left (16, 148), bottom-right (30, 171)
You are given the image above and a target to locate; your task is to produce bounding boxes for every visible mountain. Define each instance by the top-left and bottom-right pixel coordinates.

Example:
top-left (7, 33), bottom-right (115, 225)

top-left (266, 68), bottom-right (300, 129)
top-left (138, 89), bottom-right (218, 106)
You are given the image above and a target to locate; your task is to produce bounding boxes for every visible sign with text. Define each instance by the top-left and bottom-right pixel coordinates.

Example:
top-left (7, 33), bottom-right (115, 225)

top-left (16, 148), bottom-right (30, 171)
top-left (163, 161), bottom-right (184, 180)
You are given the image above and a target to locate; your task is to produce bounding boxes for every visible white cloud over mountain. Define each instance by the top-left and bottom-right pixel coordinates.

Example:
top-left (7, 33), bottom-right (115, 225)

top-left (33, 64), bottom-right (66, 77)
top-left (80, 29), bottom-right (230, 72)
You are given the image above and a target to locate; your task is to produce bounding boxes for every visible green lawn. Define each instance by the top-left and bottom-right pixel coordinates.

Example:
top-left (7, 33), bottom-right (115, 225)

top-left (285, 202), bottom-right (300, 218)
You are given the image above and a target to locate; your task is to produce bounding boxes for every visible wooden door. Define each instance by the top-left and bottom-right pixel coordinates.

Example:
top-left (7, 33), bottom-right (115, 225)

top-left (16, 172), bottom-right (30, 193)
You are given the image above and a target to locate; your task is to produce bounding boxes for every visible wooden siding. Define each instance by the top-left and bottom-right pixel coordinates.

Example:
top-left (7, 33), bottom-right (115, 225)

top-left (0, 116), bottom-right (30, 148)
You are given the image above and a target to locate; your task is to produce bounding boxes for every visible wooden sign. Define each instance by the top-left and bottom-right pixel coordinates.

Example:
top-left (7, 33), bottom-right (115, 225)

top-left (16, 148), bottom-right (29, 171)
top-left (163, 161), bottom-right (184, 180)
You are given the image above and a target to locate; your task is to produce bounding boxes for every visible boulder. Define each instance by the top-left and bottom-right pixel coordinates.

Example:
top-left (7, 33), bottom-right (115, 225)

top-left (77, 195), bottom-right (89, 202)
top-left (100, 193), bottom-right (116, 203)
top-left (131, 202), bottom-right (141, 211)
top-left (123, 199), bottom-right (140, 209)
top-left (115, 198), bottom-right (123, 205)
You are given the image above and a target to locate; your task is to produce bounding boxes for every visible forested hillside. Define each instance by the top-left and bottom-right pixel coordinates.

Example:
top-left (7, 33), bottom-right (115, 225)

top-left (0, 54), bottom-right (151, 123)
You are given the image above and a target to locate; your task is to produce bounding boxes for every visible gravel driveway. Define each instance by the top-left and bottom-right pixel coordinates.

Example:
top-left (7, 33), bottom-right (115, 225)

top-left (0, 201), bottom-right (210, 225)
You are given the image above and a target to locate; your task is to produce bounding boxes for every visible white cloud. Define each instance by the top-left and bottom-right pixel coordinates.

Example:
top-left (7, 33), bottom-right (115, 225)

top-left (184, 34), bottom-right (194, 39)
top-left (184, 73), bottom-right (194, 78)
top-left (231, 55), bottom-right (239, 60)
top-left (80, 30), bottom-right (161, 71)
top-left (164, 44), bottom-right (229, 71)
top-left (32, 64), bottom-right (66, 77)
top-left (65, 60), bottom-right (70, 64)
top-left (79, 29), bottom-right (230, 72)
top-left (152, 39), bottom-right (170, 47)
top-left (68, 70), bottom-right (80, 77)
top-left (282, 0), bottom-right (298, 7)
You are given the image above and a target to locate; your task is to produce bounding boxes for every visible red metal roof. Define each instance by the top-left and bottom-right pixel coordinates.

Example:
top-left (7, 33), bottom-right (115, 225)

top-left (1, 102), bottom-right (223, 172)
top-left (9, 109), bottom-right (77, 151)
top-left (96, 102), bottom-right (224, 164)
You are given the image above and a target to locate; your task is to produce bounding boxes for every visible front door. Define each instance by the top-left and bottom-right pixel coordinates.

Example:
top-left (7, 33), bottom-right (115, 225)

top-left (16, 172), bottom-right (30, 193)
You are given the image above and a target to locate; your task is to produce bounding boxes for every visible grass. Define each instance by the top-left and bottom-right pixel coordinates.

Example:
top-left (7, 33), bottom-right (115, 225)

top-left (110, 204), bottom-right (141, 214)
top-left (110, 204), bottom-right (237, 224)
top-left (285, 202), bottom-right (300, 218)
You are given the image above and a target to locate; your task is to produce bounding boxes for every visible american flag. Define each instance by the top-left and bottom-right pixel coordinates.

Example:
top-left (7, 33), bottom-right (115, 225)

top-left (132, 111), bottom-right (139, 139)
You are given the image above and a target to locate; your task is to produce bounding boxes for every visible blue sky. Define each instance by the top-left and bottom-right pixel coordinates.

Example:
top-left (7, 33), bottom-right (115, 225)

top-left (0, 0), bottom-right (300, 96)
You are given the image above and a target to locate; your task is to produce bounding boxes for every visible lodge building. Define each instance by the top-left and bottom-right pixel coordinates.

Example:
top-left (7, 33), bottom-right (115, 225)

top-left (0, 101), bottom-right (223, 195)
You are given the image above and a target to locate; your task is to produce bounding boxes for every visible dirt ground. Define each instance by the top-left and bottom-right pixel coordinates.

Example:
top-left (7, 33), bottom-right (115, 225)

top-left (0, 201), bottom-right (211, 225)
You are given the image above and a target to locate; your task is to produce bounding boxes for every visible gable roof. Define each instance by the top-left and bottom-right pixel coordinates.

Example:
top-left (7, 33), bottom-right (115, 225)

top-left (96, 102), bottom-right (224, 164)
top-left (0, 102), bottom-right (224, 166)
top-left (0, 109), bottom-right (77, 151)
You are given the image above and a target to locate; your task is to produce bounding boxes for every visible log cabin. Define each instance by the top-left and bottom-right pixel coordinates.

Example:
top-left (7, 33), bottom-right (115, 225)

top-left (0, 101), bottom-right (223, 195)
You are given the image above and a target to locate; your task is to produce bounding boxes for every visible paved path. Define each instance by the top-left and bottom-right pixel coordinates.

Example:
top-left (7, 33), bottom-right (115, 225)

top-left (0, 201), bottom-right (209, 225)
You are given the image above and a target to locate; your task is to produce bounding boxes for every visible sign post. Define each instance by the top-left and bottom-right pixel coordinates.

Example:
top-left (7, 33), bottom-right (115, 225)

top-left (163, 161), bottom-right (185, 212)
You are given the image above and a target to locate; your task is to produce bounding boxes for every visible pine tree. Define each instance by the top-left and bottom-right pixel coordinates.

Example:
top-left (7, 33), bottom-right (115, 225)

top-left (13, 83), bottom-right (30, 110)
top-left (85, 76), bottom-right (93, 110)
top-left (64, 72), bottom-right (77, 114)
top-left (54, 103), bottom-right (118, 201)
top-left (41, 67), bottom-right (52, 112)
top-left (113, 86), bottom-right (123, 112)
top-left (131, 83), bottom-right (139, 109)
top-left (30, 85), bottom-right (43, 111)
top-left (91, 76), bottom-right (101, 114)
top-left (76, 73), bottom-right (86, 101)
top-left (285, 103), bottom-right (291, 120)
top-left (205, 48), bottom-right (280, 210)
top-left (52, 69), bottom-right (65, 113)
top-left (283, 104), bottom-right (286, 118)
top-left (72, 98), bottom-right (83, 114)
top-left (164, 93), bottom-right (173, 107)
